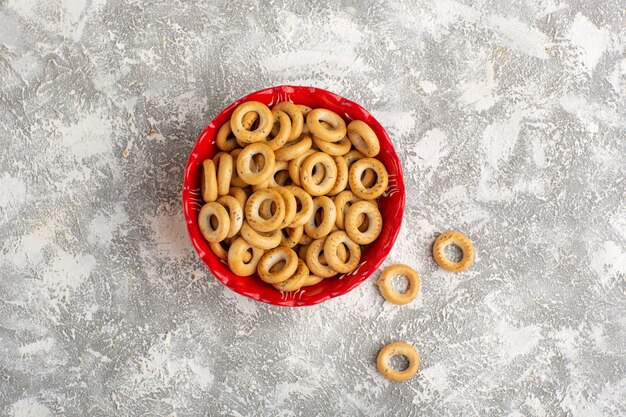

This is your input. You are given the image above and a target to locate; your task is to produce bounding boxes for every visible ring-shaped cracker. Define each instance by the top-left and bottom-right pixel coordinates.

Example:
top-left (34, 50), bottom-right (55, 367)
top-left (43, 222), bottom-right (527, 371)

top-left (215, 121), bottom-right (238, 151)
top-left (376, 264), bottom-right (421, 305)
top-left (302, 274), bottom-right (324, 287)
top-left (198, 202), bottom-right (230, 242)
top-left (288, 149), bottom-right (315, 186)
top-left (209, 240), bottom-right (228, 260)
top-left (235, 111), bottom-right (260, 147)
top-left (257, 246), bottom-right (298, 284)
top-left (272, 259), bottom-right (309, 292)
top-left (216, 153), bottom-right (233, 196)
top-left (343, 149), bottom-right (365, 169)
top-left (297, 105), bottom-right (313, 135)
top-left (268, 160), bottom-right (290, 188)
top-left (348, 158), bottom-right (388, 200)
top-left (245, 189), bottom-right (285, 232)
top-left (284, 186), bottom-right (314, 228)
top-left (274, 171), bottom-right (292, 187)
top-left (200, 159), bottom-right (218, 202)
top-left (210, 239), bottom-right (253, 263)
top-left (211, 151), bottom-right (226, 166)
top-left (327, 156), bottom-right (348, 196)
top-left (306, 108), bottom-right (347, 142)
top-left (333, 190), bottom-right (361, 229)
top-left (274, 187), bottom-right (297, 228)
top-left (236, 143), bottom-right (275, 185)
top-left (347, 120), bottom-right (380, 157)
top-left (216, 195), bottom-right (243, 238)
top-left (228, 187), bottom-right (247, 211)
top-left (311, 237), bottom-right (346, 265)
top-left (298, 244), bottom-right (309, 259)
top-left (210, 238), bottom-right (248, 261)
top-left (432, 230), bottom-right (474, 272)
top-left (274, 135), bottom-right (312, 162)
top-left (240, 221), bottom-right (281, 250)
top-left (230, 101), bottom-right (273, 144)
top-left (228, 149), bottom-right (247, 188)
top-left (273, 102), bottom-right (304, 141)
top-left (377, 341), bottom-right (420, 382)
top-left (344, 150), bottom-right (376, 188)
top-left (227, 237), bottom-right (264, 276)
top-left (304, 196), bottom-right (337, 239)
top-left (281, 225), bottom-right (303, 248)
top-left (305, 238), bottom-right (338, 278)
top-left (323, 231), bottom-right (361, 274)
top-left (252, 179), bottom-right (270, 192)
top-left (345, 201), bottom-right (382, 244)
top-left (298, 233), bottom-right (313, 246)
top-left (263, 109), bottom-right (291, 150)
top-left (300, 152), bottom-right (337, 196)
top-left (313, 135), bottom-right (351, 156)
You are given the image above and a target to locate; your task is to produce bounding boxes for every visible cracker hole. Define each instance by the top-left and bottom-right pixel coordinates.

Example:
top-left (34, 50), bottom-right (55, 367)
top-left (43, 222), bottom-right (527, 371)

top-left (243, 112), bottom-right (259, 130)
top-left (337, 243), bottom-right (349, 262)
top-left (391, 274), bottom-right (409, 294)
top-left (251, 153), bottom-right (266, 172)
top-left (360, 168), bottom-right (377, 188)
top-left (319, 250), bottom-right (329, 266)
top-left (314, 208), bottom-right (323, 226)
top-left (357, 214), bottom-right (369, 232)
top-left (319, 120), bottom-right (333, 129)
top-left (312, 163), bottom-right (325, 185)
top-left (444, 243), bottom-right (463, 263)
top-left (389, 354), bottom-right (409, 372)
top-left (257, 154), bottom-right (266, 170)
top-left (274, 170), bottom-right (290, 185)
top-left (270, 260), bottom-right (286, 273)
top-left (259, 200), bottom-right (273, 220)
top-left (271, 120), bottom-right (281, 136)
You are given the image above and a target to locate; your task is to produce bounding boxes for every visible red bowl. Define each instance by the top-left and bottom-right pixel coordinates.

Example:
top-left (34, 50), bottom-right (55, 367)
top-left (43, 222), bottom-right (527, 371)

top-left (182, 86), bottom-right (405, 307)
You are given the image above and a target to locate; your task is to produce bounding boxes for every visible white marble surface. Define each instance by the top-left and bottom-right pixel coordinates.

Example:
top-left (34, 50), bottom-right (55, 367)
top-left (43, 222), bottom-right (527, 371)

top-left (1, 0), bottom-right (625, 416)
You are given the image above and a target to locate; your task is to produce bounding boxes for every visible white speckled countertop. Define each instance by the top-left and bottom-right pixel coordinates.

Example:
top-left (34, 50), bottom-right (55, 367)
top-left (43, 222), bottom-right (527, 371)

top-left (1, 0), bottom-right (625, 416)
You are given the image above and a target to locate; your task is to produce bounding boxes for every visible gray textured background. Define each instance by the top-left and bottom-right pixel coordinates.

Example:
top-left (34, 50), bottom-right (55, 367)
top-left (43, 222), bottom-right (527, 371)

top-left (1, 0), bottom-right (625, 416)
